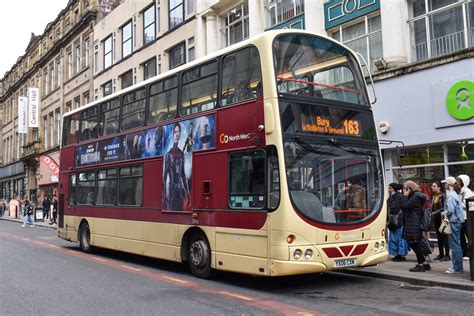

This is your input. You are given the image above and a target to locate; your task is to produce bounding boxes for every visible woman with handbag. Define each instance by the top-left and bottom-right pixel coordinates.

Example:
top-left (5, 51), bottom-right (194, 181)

top-left (387, 183), bottom-right (409, 262)
top-left (430, 181), bottom-right (450, 261)
top-left (400, 180), bottom-right (431, 272)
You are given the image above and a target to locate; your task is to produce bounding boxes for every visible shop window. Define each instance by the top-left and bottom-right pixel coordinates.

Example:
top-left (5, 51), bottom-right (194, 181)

top-left (181, 61), bottom-right (217, 115)
top-left (96, 169), bottom-right (117, 205)
top-left (121, 88), bottom-right (146, 130)
top-left (221, 46), bottom-right (262, 106)
top-left (118, 166), bottom-right (143, 206)
top-left (229, 150), bottom-right (265, 209)
top-left (448, 165), bottom-right (474, 191)
top-left (77, 171), bottom-right (96, 205)
top-left (397, 145), bottom-right (444, 166)
top-left (409, 0), bottom-right (470, 61)
top-left (148, 75), bottom-right (178, 123)
top-left (447, 142), bottom-right (474, 162)
top-left (393, 166), bottom-right (445, 187)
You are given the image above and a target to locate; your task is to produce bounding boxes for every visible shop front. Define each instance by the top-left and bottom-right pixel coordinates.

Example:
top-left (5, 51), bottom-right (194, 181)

top-left (38, 151), bottom-right (60, 202)
top-left (374, 57), bottom-right (474, 189)
top-left (0, 161), bottom-right (26, 218)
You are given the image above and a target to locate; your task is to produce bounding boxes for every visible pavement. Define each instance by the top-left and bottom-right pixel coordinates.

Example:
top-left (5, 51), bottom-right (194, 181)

top-left (1, 215), bottom-right (473, 291)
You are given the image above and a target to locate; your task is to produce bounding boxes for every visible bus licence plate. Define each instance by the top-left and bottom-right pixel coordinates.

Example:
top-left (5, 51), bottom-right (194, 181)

top-left (333, 258), bottom-right (356, 268)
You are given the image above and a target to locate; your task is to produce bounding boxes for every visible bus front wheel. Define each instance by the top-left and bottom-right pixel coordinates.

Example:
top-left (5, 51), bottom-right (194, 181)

top-left (188, 233), bottom-right (212, 278)
top-left (79, 222), bottom-right (94, 253)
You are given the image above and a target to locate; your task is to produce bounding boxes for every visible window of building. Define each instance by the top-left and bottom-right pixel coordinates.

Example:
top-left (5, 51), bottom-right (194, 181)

top-left (223, 2), bottom-right (249, 47)
top-left (74, 98), bottom-right (80, 109)
top-left (75, 44), bottom-right (81, 73)
top-left (188, 47), bottom-right (195, 62)
top-left (99, 98), bottom-right (120, 136)
top-left (103, 80), bottom-right (113, 96)
top-left (169, 42), bottom-right (185, 69)
top-left (50, 64), bottom-right (55, 91)
top-left (118, 165), bottom-right (143, 206)
top-left (67, 51), bottom-right (73, 79)
top-left (44, 68), bottom-right (49, 95)
top-left (96, 169), bottom-right (117, 205)
top-left (55, 109), bottom-right (61, 145)
top-left (56, 59), bottom-right (61, 87)
top-left (122, 21), bottom-right (132, 58)
top-left (187, 0), bottom-right (194, 14)
top-left (83, 93), bottom-right (90, 105)
top-left (103, 35), bottom-right (112, 69)
top-left (143, 4), bottom-right (156, 45)
top-left (221, 46), bottom-right (262, 106)
top-left (49, 112), bottom-right (55, 146)
top-left (84, 37), bottom-right (90, 67)
top-left (43, 115), bottom-right (48, 148)
top-left (265, 0), bottom-right (304, 28)
top-left (331, 14), bottom-right (382, 73)
top-left (169, 0), bottom-right (184, 29)
top-left (121, 69), bottom-right (133, 89)
top-left (409, 0), bottom-right (471, 61)
top-left (148, 75), bottom-right (178, 123)
top-left (77, 171), bottom-right (96, 205)
top-left (143, 57), bottom-right (157, 80)
top-left (80, 106), bottom-right (98, 141)
top-left (94, 48), bottom-right (99, 73)
top-left (181, 61), bottom-right (217, 115)
top-left (229, 150), bottom-right (265, 209)
top-left (121, 88), bottom-right (146, 130)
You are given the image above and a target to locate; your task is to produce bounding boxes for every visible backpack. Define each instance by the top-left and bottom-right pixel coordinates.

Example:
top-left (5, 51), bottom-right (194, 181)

top-left (420, 208), bottom-right (432, 231)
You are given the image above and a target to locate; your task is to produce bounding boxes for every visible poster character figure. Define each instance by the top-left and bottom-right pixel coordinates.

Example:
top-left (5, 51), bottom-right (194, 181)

top-left (163, 122), bottom-right (190, 211)
top-left (154, 126), bottom-right (164, 155)
top-left (183, 122), bottom-right (194, 153)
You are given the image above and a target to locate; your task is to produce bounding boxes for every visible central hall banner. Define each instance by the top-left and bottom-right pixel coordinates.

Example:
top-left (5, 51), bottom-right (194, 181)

top-left (28, 87), bottom-right (40, 128)
top-left (18, 96), bottom-right (28, 134)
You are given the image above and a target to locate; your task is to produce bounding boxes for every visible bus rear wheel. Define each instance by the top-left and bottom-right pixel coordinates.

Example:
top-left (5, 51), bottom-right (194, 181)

top-left (79, 222), bottom-right (94, 253)
top-left (188, 233), bottom-right (212, 278)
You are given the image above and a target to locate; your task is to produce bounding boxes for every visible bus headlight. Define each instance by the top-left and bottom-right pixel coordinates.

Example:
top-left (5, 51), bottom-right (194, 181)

top-left (374, 242), bottom-right (379, 252)
top-left (293, 249), bottom-right (302, 260)
top-left (304, 249), bottom-right (313, 260)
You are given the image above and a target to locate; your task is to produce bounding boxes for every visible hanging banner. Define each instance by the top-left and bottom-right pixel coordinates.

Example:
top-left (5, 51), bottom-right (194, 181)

top-left (18, 96), bottom-right (28, 134)
top-left (38, 152), bottom-right (60, 185)
top-left (28, 87), bottom-right (40, 128)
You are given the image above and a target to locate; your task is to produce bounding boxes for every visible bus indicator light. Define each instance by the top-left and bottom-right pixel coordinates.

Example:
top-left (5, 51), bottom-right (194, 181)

top-left (287, 234), bottom-right (295, 244)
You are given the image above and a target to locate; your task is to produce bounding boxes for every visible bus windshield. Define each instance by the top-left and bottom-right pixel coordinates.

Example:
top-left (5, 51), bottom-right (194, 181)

top-left (273, 34), bottom-right (368, 106)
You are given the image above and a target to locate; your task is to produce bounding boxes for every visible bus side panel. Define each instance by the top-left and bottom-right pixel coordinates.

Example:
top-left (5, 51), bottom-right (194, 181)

top-left (143, 159), bottom-right (163, 209)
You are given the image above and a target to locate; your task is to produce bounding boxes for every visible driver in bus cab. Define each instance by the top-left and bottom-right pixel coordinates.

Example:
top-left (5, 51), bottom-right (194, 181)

top-left (162, 122), bottom-right (190, 211)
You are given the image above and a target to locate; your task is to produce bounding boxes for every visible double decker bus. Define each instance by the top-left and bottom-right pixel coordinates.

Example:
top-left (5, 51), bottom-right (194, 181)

top-left (58, 30), bottom-right (387, 278)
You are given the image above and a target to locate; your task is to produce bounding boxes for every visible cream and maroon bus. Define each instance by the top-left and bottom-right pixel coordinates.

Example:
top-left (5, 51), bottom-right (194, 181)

top-left (58, 30), bottom-right (387, 278)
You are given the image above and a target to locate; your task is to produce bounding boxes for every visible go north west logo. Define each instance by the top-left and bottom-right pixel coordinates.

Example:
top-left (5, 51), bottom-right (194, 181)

top-left (446, 80), bottom-right (474, 120)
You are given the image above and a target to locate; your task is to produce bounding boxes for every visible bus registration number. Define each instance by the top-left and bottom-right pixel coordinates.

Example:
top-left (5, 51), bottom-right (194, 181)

top-left (333, 258), bottom-right (356, 268)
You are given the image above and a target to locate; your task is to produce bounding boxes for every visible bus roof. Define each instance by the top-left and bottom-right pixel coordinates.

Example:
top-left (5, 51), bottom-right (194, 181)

top-left (63, 29), bottom-right (353, 118)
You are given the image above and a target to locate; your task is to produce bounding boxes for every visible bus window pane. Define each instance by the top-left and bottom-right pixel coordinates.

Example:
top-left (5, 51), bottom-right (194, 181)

top-left (96, 178), bottom-right (116, 205)
top-left (122, 89), bottom-right (146, 130)
top-left (64, 112), bottom-right (81, 145)
top-left (131, 166), bottom-right (143, 176)
top-left (77, 171), bottom-right (96, 205)
top-left (119, 177), bottom-right (142, 205)
top-left (229, 150), bottom-right (265, 209)
top-left (80, 106), bottom-right (98, 141)
top-left (181, 61), bottom-right (218, 115)
top-left (120, 167), bottom-right (131, 176)
top-left (148, 87), bottom-right (178, 123)
top-left (100, 108), bottom-right (120, 135)
top-left (221, 47), bottom-right (262, 106)
top-left (69, 174), bottom-right (77, 205)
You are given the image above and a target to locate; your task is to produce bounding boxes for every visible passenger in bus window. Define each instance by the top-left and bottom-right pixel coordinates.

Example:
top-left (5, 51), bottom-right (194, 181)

top-left (162, 122), bottom-right (190, 211)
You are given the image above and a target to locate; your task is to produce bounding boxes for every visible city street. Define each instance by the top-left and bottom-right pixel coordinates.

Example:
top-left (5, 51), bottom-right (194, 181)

top-left (1, 220), bottom-right (473, 316)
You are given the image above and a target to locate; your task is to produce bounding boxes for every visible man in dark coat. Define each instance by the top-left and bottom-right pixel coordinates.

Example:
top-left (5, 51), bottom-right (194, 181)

top-left (42, 196), bottom-right (51, 221)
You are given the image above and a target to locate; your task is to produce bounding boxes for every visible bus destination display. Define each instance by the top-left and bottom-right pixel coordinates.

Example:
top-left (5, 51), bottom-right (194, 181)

top-left (302, 115), bottom-right (361, 137)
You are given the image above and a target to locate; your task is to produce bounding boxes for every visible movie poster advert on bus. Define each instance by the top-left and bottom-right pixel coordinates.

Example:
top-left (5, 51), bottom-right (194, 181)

top-left (75, 114), bottom-right (216, 169)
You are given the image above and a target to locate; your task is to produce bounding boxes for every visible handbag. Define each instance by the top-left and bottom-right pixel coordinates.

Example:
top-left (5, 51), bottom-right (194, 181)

top-left (438, 216), bottom-right (451, 235)
top-left (387, 211), bottom-right (402, 231)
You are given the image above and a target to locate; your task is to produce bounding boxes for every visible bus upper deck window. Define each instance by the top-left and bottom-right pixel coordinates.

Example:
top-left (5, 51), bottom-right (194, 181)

top-left (63, 112), bottom-right (81, 146)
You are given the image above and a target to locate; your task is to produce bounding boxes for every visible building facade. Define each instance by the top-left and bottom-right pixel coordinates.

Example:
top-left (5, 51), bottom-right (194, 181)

top-left (0, 0), bottom-right (99, 215)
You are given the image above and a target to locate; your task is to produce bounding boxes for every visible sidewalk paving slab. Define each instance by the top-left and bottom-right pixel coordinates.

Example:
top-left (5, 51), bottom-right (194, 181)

top-left (1, 216), bottom-right (57, 230)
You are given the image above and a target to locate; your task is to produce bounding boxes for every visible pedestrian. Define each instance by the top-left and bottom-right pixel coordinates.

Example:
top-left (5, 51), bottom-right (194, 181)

top-left (441, 176), bottom-right (465, 274)
top-left (21, 199), bottom-right (35, 228)
top-left (0, 197), bottom-right (5, 217)
top-left (42, 196), bottom-right (51, 222)
top-left (430, 181), bottom-right (450, 261)
top-left (400, 180), bottom-right (431, 272)
top-left (455, 174), bottom-right (473, 261)
top-left (50, 195), bottom-right (58, 225)
top-left (387, 183), bottom-right (409, 261)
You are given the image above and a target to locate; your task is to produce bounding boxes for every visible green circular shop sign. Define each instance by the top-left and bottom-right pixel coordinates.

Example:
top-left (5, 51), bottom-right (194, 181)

top-left (446, 80), bottom-right (474, 120)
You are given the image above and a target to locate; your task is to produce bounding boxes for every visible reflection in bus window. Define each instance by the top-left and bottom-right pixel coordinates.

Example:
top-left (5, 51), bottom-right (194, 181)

top-left (122, 88), bottom-right (146, 130)
top-left (80, 106), bottom-right (98, 141)
top-left (77, 171), bottom-right (96, 205)
top-left (99, 98), bottom-right (120, 136)
top-left (221, 47), bottom-right (262, 106)
top-left (118, 166), bottom-right (143, 206)
top-left (181, 61), bottom-right (217, 115)
top-left (267, 146), bottom-right (280, 210)
top-left (148, 76), bottom-right (178, 123)
top-left (229, 150), bottom-right (265, 209)
top-left (69, 174), bottom-right (77, 205)
top-left (96, 169), bottom-right (117, 205)
top-left (63, 112), bottom-right (81, 146)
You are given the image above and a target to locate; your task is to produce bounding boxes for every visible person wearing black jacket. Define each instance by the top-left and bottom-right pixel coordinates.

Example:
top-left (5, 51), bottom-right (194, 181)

top-left (400, 180), bottom-right (430, 272)
top-left (387, 183), bottom-right (409, 262)
top-left (430, 181), bottom-right (449, 261)
top-left (42, 196), bottom-right (51, 222)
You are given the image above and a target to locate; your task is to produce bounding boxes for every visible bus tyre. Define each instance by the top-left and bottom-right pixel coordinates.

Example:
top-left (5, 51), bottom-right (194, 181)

top-left (188, 233), bottom-right (212, 278)
top-left (79, 222), bottom-right (94, 253)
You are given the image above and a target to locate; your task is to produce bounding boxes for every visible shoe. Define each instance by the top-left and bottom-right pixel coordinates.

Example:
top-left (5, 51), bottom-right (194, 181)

top-left (463, 257), bottom-right (469, 261)
top-left (440, 256), bottom-right (451, 261)
top-left (445, 268), bottom-right (462, 274)
top-left (433, 255), bottom-right (444, 260)
top-left (21, 225), bottom-right (26, 228)
top-left (409, 265), bottom-right (426, 272)
top-left (423, 263), bottom-right (431, 271)
top-left (29, 225), bottom-right (35, 228)
top-left (391, 255), bottom-right (401, 261)
top-left (49, 222), bottom-right (53, 225)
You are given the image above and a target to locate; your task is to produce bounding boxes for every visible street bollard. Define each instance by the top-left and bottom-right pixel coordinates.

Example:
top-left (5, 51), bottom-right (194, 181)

top-left (467, 197), bottom-right (474, 281)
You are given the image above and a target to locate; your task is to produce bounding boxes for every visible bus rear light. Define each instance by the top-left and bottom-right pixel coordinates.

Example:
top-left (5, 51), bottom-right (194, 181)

top-left (287, 234), bottom-right (295, 244)
top-left (293, 249), bottom-right (302, 260)
top-left (322, 247), bottom-right (343, 258)
top-left (350, 244), bottom-right (368, 256)
top-left (304, 249), bottom-right (313, 260)
top-left (380, 241), bottom-right (385, 251)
